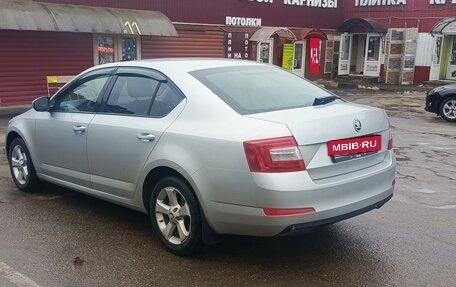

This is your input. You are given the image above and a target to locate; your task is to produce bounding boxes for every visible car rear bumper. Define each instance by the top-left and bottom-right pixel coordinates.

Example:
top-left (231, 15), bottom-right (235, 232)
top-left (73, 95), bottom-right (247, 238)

top-left (278, 193), bottom-right (392, 236)
top-left (193, 151), bottom-right (396, 237)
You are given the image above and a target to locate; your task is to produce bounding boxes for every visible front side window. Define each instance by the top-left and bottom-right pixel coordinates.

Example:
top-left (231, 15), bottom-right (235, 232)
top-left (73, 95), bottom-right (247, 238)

top-left (53, 75), bottom-right (110, 113)
top-left (191, 65), bottom-right (332, 115)
top-left (104, 76), bottom-right (159, 116)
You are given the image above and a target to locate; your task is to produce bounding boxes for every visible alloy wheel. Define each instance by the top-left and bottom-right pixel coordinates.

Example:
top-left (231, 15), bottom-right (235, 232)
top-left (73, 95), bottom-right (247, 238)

top-left (11, 145), bottom-right (29, 185)
top-left (442, 99), bottom-right (456, 120)
top-left (155, 187), bottom-right (191, 245)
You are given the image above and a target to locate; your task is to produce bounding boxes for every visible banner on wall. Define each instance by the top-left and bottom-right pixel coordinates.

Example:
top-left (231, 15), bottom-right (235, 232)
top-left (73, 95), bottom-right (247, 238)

top-left (282, 44), bottom-right (294, 71)
top-left (309, 38), bottom-right (321, 73)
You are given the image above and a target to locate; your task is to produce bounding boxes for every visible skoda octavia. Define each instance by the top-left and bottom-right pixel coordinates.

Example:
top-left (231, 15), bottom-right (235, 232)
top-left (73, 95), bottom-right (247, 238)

top-left (6, 59), bottom-right (396, 255)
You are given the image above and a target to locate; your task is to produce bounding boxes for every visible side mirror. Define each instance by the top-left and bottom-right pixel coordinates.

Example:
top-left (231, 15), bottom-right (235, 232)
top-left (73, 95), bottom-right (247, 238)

top-left (33, 96), bottom-right (50, 112)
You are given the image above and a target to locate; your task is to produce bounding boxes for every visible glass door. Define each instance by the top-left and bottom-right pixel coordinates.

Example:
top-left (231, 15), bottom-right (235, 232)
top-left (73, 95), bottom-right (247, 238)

top-left (292, 41), bottom-right (305, 77)
top-left (257, 40), bottom-right (273, 64)
top-left (338, 33), bottom-right (352, 75)
top-left (363, 34), bottom-right (382, 77)
top-left (430, 35), bottom-right (443, 80)
top-left (446, 36), bottom-right (456, 80)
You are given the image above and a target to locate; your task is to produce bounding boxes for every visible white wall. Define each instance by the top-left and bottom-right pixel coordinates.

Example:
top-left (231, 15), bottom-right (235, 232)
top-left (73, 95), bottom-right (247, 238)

top-left (416, 33), bottom-right (434, 67)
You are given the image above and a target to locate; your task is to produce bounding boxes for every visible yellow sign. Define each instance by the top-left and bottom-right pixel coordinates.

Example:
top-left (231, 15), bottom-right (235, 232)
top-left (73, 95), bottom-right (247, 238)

top-left (282, 44), bottom-right (294, 71)
top-left (47, 76), bottom-right (58, 84)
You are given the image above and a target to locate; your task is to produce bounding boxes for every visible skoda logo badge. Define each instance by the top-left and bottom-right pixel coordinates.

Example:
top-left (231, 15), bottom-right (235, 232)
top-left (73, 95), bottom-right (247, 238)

top-left (353, 119), bottom-right (362, 132)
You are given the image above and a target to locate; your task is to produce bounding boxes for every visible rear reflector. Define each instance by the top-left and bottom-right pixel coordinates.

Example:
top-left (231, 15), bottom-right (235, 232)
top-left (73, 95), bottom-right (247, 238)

top-left (263, 207), bottom-right (316, 216)
top-left (244, 136), bottom-right (306, 173)
top-left (392, 179), bottom-right (396, 186)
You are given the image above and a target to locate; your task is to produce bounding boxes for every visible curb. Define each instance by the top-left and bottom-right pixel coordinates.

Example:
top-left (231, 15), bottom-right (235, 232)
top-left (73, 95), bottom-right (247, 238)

top-left (316, 80), bottom-right (430, 93)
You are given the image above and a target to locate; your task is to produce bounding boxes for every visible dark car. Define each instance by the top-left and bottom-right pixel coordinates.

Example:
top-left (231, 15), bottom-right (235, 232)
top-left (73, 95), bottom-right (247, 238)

top-left (425, 84), bottom-right (456, 122)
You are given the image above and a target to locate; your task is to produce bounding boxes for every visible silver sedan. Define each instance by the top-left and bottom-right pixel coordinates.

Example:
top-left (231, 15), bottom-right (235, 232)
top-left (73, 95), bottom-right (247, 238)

top-left (6, 59), bottom-right (396, 255)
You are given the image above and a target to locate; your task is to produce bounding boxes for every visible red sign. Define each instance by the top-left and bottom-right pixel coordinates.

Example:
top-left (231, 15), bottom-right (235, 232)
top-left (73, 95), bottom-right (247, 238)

top-left (327, 135), bottom-right (382, 156)
top-left (98, 46), bottom-right (114, 53)
top-left (309, 38), bottom-right (321, 73)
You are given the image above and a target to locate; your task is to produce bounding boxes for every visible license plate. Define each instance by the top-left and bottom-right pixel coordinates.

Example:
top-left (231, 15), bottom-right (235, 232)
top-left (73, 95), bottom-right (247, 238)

top-left (327, 135), bottom-right (382, 156)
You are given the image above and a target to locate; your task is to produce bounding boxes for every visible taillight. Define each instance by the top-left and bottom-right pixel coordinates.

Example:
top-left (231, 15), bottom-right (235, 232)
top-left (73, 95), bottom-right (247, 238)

top-left (243, 136), bottom-right (306, 173)
top-left (388, 131), bottom-right (393, 150)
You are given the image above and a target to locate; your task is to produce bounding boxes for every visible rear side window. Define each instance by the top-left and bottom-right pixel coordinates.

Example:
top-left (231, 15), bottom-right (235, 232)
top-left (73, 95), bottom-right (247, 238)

top-left (149, 82), bottom-right (184, 117)
top-left (190, 65), bottom-right (332, 115)
top-left (105, 76), bottom-right (159, 116)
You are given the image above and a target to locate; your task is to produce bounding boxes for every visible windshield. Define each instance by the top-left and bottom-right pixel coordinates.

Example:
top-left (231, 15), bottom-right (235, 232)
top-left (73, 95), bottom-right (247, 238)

top-left (190, 65), bottom-right (333, 115)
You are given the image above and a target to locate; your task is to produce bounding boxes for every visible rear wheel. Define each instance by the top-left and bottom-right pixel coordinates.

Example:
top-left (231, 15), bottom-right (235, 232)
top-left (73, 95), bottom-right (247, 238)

top-left (8, 138), bottom-right (41, 192)
top-left (440, 96), bottom-right (456, 122)
top-left (149, 176), bottom-right (202, 255)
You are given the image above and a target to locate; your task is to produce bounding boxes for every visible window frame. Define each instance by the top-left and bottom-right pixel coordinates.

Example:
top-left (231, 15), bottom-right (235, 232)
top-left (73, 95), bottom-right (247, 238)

top-left (98, 67), bottom-right (185, 118)
top-left (49, 68), bottom-right (117, 114)
top-left (93, 35), bottom-right (142, 66)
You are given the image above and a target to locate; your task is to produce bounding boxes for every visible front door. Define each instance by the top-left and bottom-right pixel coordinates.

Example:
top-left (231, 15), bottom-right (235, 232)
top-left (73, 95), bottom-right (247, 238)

top-left (363, 34), bottom-right (382, 77)
top-left (87, 68), bottom-right (185, 199)
top-left (292, 41), bottom-right (305, 77)
top-left (430, 35), bottom-right (444, 81)
top-left (446, 36), bottom-right (456, 80)
top-left (257, 40), bottom-right (273, 64)
top-left (338, 33), bottom-right (352, 75)
top-left (35, 69), bottom-right (113, 188)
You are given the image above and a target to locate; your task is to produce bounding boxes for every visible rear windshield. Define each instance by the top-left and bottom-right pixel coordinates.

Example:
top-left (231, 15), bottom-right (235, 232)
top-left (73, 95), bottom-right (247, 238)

top-left (190, 65), bottom-right (333, 115)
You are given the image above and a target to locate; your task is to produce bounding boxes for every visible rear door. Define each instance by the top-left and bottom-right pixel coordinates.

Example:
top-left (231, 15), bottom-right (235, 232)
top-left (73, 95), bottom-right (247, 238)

top-left (87, 67), bottom-right (185, 199)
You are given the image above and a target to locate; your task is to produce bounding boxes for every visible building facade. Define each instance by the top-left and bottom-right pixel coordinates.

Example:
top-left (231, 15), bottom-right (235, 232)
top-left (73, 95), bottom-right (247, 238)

top-left (341, 1), bottom-right (456, 85)
top-left (1, 0), bottom-right (456, 106)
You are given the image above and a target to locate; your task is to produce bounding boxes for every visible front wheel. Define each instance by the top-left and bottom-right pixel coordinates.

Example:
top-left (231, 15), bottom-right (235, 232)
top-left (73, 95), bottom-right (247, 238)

top-left (149, 176), bottom-right (202, 255)
top-left (440, 96), bottom-right (456, 122)
top-left (8, 138), bottom-right (41, 192)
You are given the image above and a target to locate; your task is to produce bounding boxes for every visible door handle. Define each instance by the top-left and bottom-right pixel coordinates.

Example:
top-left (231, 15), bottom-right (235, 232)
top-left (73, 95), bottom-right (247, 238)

top-left (72, 125), bottom-right (86, 134)
top-left (136, 133), bottom-right (156, 142)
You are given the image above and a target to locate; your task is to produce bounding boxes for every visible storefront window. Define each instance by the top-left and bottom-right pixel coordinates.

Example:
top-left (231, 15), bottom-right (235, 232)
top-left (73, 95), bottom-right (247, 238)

top-left (122, 37), bottom-right (137, 61)
top-left (450, 37), bottom-right (456, 65)
top-left (94, 35), bottom-right (140, 65)
top-left (367, 36), bottom-right (380, 61)
top-left (97, 36), bottom-right (115, 64)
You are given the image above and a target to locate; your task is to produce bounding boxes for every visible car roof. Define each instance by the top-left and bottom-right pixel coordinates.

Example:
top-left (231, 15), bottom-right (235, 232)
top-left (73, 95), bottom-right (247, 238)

top-left (90, 58), bottom-right (265, 74)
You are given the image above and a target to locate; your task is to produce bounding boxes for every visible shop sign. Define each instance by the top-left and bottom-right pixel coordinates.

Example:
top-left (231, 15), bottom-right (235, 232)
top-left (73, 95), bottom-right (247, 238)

top-left (309, 38), bottom-right (321, 73)
top-left (241, 0), bottom-right (338, 8)
top-left (430, 0), bottom-right (456, 4)
top-left (226, 17), bottom-right (262, 27)
top-left (283, 0), bottom-right (338, 8)
top-left (355, 0), bottom-right (406, 6)
top-left (226, 33), bottom-right (250, 59)
top-left (282, 44), bottom-right (294, 71)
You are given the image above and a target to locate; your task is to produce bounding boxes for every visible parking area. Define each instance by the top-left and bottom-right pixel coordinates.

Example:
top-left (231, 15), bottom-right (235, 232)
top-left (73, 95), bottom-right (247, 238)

top-left (1, 88), bottom-right (455, 287)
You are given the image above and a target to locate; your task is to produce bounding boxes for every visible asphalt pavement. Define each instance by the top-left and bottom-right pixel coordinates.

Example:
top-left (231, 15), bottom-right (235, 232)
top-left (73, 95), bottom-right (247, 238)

top-left (1, 89), bottom-right (456, 287)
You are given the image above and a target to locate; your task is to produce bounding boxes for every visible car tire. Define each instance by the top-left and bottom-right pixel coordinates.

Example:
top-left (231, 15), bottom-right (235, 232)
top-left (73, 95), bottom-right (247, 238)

top-left (149, 176), bottom-right (202, 255)
top-left (439, 96), bottom-right (456, 122)
top-left (8, 137), bottom-right (41, 192)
